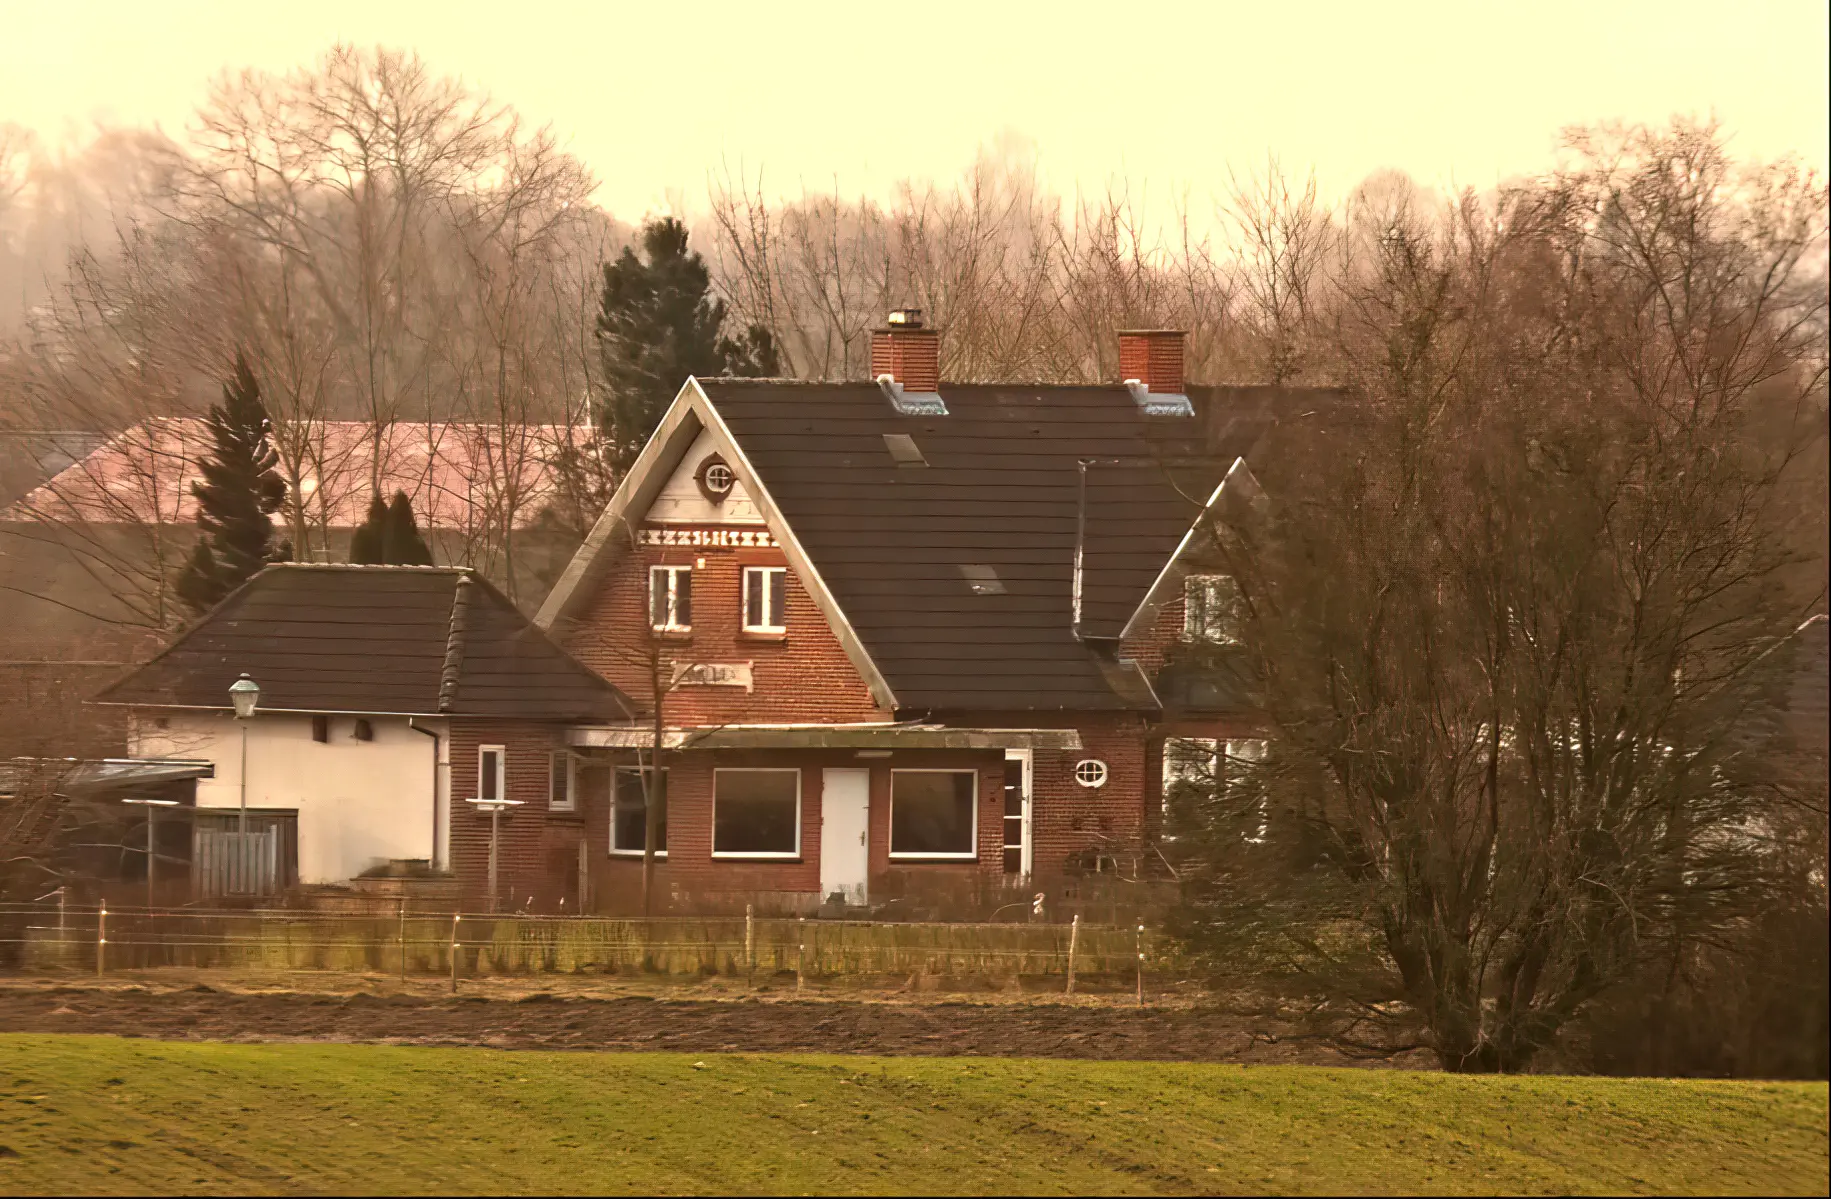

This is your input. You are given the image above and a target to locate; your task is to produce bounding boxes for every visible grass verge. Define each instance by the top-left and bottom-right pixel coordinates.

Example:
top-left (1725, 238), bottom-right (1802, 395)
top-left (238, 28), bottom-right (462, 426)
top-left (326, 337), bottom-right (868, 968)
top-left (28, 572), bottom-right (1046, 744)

top-left (0, 1034), bottom-right (1824, 1195)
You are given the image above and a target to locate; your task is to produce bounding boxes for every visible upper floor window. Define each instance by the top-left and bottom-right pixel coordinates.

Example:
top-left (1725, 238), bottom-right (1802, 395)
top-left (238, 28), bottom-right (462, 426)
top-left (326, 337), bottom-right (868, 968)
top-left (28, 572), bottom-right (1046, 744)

top-left (1184, 574), bottom-right (1243, 644)
top-left (649, 565), bottom-right (692, 631)
top-left (742, 566), bottom-right (787, 632)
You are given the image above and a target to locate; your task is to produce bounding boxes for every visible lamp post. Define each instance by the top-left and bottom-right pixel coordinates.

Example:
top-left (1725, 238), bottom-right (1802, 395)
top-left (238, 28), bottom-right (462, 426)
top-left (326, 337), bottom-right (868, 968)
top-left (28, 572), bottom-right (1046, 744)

top-left (465, 797), bottom-right (524, 913)
top-left (121, 797), bottom-right (179, 909)
top-left (228, 673), bottom-right (260, 894)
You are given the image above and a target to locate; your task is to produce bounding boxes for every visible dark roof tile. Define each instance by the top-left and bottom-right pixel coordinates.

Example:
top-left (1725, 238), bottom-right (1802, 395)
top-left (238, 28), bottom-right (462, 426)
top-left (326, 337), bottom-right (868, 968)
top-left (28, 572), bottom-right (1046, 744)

top-left (97, 564), bottom-right (631, 722)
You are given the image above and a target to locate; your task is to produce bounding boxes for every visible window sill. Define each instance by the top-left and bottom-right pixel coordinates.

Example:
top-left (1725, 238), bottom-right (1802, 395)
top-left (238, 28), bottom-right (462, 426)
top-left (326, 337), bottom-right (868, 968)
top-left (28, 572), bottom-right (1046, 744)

top-left (738, 628), bottom-right (788, 643)
top-left (710, 853), bottom-right (803, 862)
top-left (609, 850), bottom-right (668, 859)
top-left (650, 627), bottom-right (693, 642)
top-left (888, 853), bottom-right (979, 862)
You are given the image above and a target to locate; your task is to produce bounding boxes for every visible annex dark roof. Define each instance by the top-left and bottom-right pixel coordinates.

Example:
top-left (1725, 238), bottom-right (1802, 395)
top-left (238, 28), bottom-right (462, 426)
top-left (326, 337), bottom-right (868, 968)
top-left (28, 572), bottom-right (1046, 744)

top-left (702, 380), bottom-right (1333, 712)
top-left (97, 564), bottom-right (631, 722)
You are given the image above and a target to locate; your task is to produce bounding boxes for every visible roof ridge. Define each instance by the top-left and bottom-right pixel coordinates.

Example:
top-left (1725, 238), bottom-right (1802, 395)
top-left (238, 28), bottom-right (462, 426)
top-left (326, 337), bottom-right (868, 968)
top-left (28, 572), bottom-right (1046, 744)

top-left (437, 572), bottom-right (472, 713)
top-left (270, 562), bottom-right (468, 572)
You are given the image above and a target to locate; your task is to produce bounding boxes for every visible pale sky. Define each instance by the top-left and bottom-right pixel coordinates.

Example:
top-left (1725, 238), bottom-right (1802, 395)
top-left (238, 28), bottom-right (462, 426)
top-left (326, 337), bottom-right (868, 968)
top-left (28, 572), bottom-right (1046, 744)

top-left (3, 0), bottom-right (1826, 221)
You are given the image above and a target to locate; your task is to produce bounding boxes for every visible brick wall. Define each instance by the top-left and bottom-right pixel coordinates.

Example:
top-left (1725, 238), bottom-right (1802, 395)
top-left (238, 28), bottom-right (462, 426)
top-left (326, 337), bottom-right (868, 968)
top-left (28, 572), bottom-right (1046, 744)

top-left (447, 718), bottom-right (588, 910)
top-left (563, 537), bottom-right (885, 726)
top-left (583, 748), bottom-right (1004, 912)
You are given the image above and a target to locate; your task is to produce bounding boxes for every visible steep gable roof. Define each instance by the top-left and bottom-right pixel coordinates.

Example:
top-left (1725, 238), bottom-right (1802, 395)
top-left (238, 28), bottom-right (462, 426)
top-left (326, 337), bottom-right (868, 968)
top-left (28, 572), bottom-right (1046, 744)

top-left (97, 563), bottom-right (630, 722)
top-left (541, 377), bottom-right (1333, 713)
top-left (703, 381), bottom-right (1267, 711)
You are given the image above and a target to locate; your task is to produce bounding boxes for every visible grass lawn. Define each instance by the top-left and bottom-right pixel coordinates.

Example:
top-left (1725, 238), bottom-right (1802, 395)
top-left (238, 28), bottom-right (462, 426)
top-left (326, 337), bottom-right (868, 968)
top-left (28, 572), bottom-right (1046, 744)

top-left (0, 1035), bottom-right (1824, 1196)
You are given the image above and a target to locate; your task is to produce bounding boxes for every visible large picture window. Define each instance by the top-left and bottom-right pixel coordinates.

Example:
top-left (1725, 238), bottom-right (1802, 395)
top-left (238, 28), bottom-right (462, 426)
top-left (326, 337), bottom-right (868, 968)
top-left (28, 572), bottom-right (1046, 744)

top-left (1183, 574), bottom-right (1242, 644)
top-left (611, 767), bottom-right (668, 856)
top-left (742, 566), bottom-right (787, 632)
top-left (890, 770), bottom-right (978, 859)
top-left (713, 769), bottom-right (800, 857)
top-left (649, 565), bottom-right (692, 631)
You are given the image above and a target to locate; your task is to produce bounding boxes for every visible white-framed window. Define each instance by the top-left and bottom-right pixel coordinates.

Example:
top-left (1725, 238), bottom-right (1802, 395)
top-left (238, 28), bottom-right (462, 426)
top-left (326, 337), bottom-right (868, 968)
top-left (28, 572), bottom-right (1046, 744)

top-left (712, 768), bottom-right (801, 858)
top-left (1162, 737), bottom-right (1269, 839)
top-left (1002, 750), bottom-right (1031, 876)
top-left (703, 460), bottom-right (734, 497)
top-left (742, 566), bottom-right (787, 632)
top-left (477, 744), bottom-right (506, 802)
top-left (548, 750), bottom-right (577, 812)
top-left (1074, 759), bottom-right (1109, 789)
top-left (1184, 574), bottom-right (1243, 644)
top-left (890, 769), bottom-right (978, 859)
top-left (649, 565), bottom-right (692, 631)
top-left (611, 766), bottom-right (668, 856)
top-left (1225, 739), bottom-right (1270, 843)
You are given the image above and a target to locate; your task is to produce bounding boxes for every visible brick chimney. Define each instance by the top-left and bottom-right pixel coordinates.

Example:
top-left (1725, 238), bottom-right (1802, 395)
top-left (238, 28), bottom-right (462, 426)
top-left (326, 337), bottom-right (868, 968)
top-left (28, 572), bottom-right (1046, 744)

top-left (871, 308), bottom-right (940, 393)
top-left (1117, 329), bottom-right (1186, 394)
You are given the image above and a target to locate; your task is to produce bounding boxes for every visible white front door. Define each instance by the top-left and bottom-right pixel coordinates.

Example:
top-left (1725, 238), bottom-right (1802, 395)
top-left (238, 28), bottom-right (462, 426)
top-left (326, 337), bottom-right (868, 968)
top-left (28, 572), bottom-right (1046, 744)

top-left (820, 768), bottom-right (871, 905)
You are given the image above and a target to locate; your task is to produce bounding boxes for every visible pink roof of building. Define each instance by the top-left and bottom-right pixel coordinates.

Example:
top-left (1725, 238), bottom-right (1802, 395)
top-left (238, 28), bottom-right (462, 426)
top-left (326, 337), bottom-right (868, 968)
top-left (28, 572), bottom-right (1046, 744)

top-left (2, 418), bottom-right (589, 530)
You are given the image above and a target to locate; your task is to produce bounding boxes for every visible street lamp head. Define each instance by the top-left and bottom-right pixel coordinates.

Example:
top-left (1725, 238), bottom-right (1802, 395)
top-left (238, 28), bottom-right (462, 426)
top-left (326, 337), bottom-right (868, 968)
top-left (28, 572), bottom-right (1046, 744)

top-left (228, 673), bottom-right (260, 719)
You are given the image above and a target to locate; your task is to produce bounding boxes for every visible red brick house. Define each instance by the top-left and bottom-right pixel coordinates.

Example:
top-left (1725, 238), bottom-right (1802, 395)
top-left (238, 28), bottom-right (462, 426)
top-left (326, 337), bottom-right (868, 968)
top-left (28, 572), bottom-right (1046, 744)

top-left (508, 315), bottom-right (1305, 914)
top-left (93, 318), bottom-right (1324, 914)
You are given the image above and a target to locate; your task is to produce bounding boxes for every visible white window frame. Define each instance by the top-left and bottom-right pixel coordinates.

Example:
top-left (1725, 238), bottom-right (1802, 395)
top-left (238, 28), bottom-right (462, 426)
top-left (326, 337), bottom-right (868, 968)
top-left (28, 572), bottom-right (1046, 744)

top-left (888, 768), bottom-right (980, 861)
top-left (476, 744), bottom-right (506, 802)
top-left (711, 767), bottom-right (802, 859)
top-left (741, 565), bottom-right (787, 633)
top-left (548, 749), bottom-right (577, 813)
top-left (1183, 573), bottom-right (1243, 644)
top-left (649, 565), bottom-right (692, 631)
top-left (1162, 736), bottom-right (1219, 817)
top-left (610, 766), bottom-right (668, 857)
top-left (1225, 739), bottom-right (1270, 843)
top-left (1003, 749), bottom-right (1033, 878)
top-left (1074, 759), bottom-right (1109, 789)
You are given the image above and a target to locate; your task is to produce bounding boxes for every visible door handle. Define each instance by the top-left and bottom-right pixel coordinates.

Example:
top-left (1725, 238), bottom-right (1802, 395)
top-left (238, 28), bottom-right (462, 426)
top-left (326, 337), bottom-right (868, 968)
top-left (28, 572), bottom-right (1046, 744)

top-left (858, 830), bottom-right (866, 846)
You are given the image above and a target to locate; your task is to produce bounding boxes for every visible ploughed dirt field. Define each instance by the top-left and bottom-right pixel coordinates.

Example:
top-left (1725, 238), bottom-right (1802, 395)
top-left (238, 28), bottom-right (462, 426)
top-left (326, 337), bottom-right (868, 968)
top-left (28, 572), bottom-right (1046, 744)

top-left (0, 971), bottom-right (1419, 1066)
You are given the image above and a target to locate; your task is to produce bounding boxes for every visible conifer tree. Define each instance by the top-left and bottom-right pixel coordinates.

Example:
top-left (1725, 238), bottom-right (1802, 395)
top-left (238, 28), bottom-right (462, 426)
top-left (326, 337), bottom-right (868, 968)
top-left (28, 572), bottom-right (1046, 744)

top-left (349, 493), bottom-right (389, 564)
top-left (349, 491), bottom-right (434, 565)
top-left (383, 491), bottom-right (434, 565)
top-left (175, 354), bottom-right (288, 613)
top-left (596, 217), bottom-right (777, 472)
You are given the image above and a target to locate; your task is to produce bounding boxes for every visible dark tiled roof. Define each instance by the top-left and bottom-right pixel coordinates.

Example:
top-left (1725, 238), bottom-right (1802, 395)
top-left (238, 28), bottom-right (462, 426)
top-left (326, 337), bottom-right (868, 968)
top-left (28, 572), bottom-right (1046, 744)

top-left (96, 564), bottom-right (630, 721)
top-left (704, 380), bottom-right (1330, 712)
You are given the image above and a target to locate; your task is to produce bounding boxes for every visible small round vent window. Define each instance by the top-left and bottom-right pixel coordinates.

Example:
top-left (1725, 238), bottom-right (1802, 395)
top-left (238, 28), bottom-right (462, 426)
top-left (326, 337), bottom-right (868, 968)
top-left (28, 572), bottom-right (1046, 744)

top-left (1074, 759), bottom-right (1109, 789)
top-left (696, 456), bottom-right (735, 502)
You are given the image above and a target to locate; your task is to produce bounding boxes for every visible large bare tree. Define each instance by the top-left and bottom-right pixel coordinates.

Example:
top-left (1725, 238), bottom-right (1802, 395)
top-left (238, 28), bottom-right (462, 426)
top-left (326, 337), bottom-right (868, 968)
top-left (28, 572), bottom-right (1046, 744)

top-left (1173, 121), bottom-right (1828, 1073)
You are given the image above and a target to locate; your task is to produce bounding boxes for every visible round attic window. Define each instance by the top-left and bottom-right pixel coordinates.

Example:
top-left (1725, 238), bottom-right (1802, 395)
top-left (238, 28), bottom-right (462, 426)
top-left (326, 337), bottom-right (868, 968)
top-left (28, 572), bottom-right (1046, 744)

top-left (1074, 759), bottom-right (1109, 789)
top-left (696, 456), bottom-right (734, 502)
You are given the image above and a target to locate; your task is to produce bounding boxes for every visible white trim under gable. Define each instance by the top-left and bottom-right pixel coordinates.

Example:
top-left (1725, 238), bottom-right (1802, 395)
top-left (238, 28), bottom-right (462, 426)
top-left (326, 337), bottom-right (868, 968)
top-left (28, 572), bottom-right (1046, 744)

top-left (535, 380), bottom-right (705, 631)
top-left (534, 378), bottom-right (901, 713)
top-left (1118, 456), bottom-right (1266, 643)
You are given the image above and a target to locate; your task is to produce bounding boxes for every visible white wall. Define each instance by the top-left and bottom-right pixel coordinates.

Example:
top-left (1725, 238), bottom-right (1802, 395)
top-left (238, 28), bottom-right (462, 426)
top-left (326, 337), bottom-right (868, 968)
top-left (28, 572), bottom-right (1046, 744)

top-left (131, 712), bottom-right (448, 885)
top-left (646, 427), bottom-right (765, 525)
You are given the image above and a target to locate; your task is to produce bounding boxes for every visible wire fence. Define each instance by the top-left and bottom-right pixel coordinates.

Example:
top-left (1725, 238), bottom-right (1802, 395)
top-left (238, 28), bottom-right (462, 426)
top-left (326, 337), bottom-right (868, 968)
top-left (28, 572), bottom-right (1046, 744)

top-left (0, 901), bottom-right (1166, 986)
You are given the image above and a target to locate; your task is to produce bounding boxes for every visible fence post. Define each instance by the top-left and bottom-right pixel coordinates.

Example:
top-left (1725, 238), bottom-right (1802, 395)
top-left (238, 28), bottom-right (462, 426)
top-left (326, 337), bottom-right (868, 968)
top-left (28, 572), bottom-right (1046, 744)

top-left (96, 903), bottom-right (106, 977)
top-left (398, 899), bottom-right (408, 984)
top-left (1064, 913), bottom-right (1079, 995)
top-left (449, 913), bottom-right (461, 993)
top-left (796, 917), bottom-right (805, 996)
top-left (1135, 922), bottom-right (1145, 1008)
top-left (745, 904), bottom-right (755, 988)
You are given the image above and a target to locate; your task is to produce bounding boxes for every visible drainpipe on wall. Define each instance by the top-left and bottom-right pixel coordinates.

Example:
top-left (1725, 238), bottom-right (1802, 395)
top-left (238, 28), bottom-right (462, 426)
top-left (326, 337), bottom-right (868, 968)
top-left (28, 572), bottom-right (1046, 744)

top-left (409, 718), bottom-right (443, 871)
